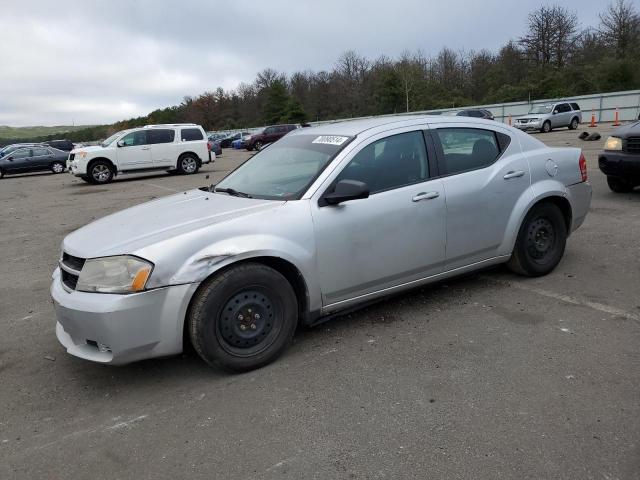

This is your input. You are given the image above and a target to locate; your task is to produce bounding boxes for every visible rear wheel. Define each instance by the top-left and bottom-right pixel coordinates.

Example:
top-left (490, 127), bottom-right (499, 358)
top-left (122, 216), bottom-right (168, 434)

top-left (188, 263), bottom-right (298, 372)
top-left (177, 154), bottom-right (199, 175)
top-left (507, 203), bottom-right (567, 277)
top-left (88, 160), bottom-right (114, 184)
top-left (541, 121), bottom-right (551, 133)
top-left (606, 176), bottom-right (634, 193)
top-left (254, 141), bottom-right (263, 151)
top-left (50, 161), bottom-right (65, 174)
top-left (569, 117), bottom-right (579, 130)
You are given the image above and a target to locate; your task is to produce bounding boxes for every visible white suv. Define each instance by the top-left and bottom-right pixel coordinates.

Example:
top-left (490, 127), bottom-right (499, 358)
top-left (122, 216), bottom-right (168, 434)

top-left (68, 124), bottom-right (211, 184)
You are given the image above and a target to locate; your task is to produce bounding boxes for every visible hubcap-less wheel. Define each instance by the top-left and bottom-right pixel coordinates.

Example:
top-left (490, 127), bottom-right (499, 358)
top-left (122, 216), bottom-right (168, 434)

top-left (92, 164), bottom-right (111, 182)
top-left (526, 218), bottom-right (556, 262)
top-left (217, 289), bottom-right (279, 355)
top-left (52, 162), bottom-right (64, 173)
top-left (181, 156), bottom-right (197, 173)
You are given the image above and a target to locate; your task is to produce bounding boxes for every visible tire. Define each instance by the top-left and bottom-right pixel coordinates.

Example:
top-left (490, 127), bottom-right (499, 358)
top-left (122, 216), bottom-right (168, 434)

top-left (88, 160), bottom-right (114, 184)
top-left (177, 154), bottom-right (199, 175)
top-left (50, 161), bottom-right (65, 174)
top-left (507, 203), bottom-right (567, 277)
top-left (607, 176), bottom-right (634, 193)
top-left (569, 117), bottom-right (579, 130)
top-left (188, 263), bottom-right (298, 372)
top-left (541, 121), bottom-right (551, 133)
top-left (254, 141), bottom-right (263, 151)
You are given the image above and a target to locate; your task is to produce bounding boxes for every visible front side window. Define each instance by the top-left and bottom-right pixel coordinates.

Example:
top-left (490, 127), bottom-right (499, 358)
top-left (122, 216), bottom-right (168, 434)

top-left (335, 131), bottom-right (429, 194)
top-left (529, 105), bottom-right (552, 114)
top-left (556, 103), bottom-right (571, 113)
top-left (181, 128), bottom-right (204, 141)
top-left (435, 128), bottom-right (501, 175)
top-left (148, 129), bottom-right (175, 144)
top-left (11, 149), bottom-right (31, 159)
top-left (215, 134), bottom-right (352, 200)
top-left (120, 130), bottom-right (147, 146)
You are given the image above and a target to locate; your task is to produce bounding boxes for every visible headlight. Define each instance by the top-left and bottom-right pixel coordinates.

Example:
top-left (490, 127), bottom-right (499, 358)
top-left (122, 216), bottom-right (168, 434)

top-left (76, 255), bottom-right (153, 294)
top-left (604, 136), bottom-right (622, 151)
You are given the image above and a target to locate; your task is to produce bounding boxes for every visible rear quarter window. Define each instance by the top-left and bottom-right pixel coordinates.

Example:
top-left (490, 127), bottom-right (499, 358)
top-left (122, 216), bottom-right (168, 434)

top-left (570, 103), bottom-right (580, 111)
top-left (181, 128), bottom-right (204, 141)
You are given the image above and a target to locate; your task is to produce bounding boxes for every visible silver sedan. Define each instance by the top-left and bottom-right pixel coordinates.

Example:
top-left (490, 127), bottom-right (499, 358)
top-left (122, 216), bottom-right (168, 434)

top-left (51, 115), bottom-right (592, 371)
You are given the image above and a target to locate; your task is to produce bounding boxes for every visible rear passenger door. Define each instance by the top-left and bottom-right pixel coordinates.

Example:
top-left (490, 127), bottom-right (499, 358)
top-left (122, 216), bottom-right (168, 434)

top-left (432, 124), bottom-right (531, 269)
top-left (147, 129), bottom-right (176, 167)
top-left (32, 147), bottom-right (54, 169)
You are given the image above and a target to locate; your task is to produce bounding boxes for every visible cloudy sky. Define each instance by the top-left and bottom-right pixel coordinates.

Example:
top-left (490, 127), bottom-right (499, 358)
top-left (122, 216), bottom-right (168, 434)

top-left (1, 0), bottom-right (607, 126)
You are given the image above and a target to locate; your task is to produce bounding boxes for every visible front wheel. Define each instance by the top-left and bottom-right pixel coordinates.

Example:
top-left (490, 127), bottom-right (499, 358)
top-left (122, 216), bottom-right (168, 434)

top-left (50, 161), bottom-right (65, 174)
top-left (541, 121), bottom-right (551, 133)
top-left (89, 160), bottom-right (114, 184)
top-left (607, 176), bottom-right (634, 193)
top-left (177, 154), bottom-right (199, 175)
top-left (507, 203), bottom-right (567, 277)
top-left (188, 263), bottom-right (298, 372)
top-left (254, 141), bottom-right (263, 151)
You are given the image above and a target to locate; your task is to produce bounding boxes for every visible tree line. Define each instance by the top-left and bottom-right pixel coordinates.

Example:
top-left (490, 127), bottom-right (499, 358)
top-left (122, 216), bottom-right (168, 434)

top-left (9, 0), bottom-right (640, 145)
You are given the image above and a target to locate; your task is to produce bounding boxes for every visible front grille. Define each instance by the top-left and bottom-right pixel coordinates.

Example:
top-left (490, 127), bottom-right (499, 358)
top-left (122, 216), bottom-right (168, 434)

top-left (625, 136), bottom-right (640, 154)
top-left (61, 269), bottom-right (79, 290)
top-left (69, 153), bottom-right (75, 161)
top-left (62, 252), bottom-right (85, 271)
top-left (60, 252), bottom-right (85, 291)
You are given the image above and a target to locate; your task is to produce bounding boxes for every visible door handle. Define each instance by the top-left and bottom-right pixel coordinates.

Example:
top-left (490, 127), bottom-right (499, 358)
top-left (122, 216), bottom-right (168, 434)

top-left (141, 147), bottom-right (151, 150)
top-left (412, 191), bottom-right (440, 202)
top-left (503, 170), bottom-right (525, 179)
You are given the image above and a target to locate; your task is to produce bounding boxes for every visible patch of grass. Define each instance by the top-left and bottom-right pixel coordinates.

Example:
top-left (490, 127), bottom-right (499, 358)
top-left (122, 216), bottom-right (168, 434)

top-left (0, 125), bottom-right (94, 140)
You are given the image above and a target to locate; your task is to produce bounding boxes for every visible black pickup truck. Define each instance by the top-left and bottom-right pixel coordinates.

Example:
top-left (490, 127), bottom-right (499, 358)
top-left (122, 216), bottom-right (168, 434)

top-left (599, 121), bottom-right (640, 192)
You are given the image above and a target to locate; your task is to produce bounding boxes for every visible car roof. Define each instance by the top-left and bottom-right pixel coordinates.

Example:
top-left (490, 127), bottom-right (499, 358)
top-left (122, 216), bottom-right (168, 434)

top-left (287, 114), bottom-right (500, 137)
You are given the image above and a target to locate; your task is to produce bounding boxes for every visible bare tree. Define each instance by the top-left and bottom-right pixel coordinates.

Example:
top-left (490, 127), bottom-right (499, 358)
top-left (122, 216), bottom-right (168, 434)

top-left (519, 5), bottom-right (579, 67)
top-left (599, 0), bottom-right (640, 57)
top-left (395, 50), bottom-right (424, 112)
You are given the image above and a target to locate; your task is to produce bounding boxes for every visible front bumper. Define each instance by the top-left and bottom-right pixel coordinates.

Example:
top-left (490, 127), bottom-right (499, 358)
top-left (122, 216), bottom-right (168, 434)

top-left (51, 268), bottom-right (199, 365)
top-left (566, 181), bottom-right (592, 233)
top-left (514, 121), bottom-right (541, 131)
top-left (598, 151), bottom-right (640, 179)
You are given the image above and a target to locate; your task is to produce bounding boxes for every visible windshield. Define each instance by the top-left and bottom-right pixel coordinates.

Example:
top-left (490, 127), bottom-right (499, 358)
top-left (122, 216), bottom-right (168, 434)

top-left (101, 131), bottom-right (125, 147)
top-left (529, 105), bottom-right (553, 114)
top-left (215, 134), bottom-right (353, 200)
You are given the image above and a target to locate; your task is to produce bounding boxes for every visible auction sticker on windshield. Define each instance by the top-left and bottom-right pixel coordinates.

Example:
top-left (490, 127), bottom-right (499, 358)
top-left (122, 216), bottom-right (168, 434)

top-left (312, 135), bottom-right (349, 146)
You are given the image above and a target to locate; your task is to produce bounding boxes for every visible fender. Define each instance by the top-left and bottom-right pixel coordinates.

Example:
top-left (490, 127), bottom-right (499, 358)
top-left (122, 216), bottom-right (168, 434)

top-left (497, 179), bottom-right (568, 256)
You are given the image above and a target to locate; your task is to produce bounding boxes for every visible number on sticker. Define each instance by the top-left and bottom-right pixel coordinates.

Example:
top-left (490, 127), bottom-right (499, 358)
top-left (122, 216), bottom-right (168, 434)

top-left (312, 136), bottom-right (348, 146)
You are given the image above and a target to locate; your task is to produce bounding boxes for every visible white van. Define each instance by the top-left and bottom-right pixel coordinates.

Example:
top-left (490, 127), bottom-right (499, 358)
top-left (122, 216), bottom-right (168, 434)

top-left (68, 124), bottom-right (211, 184)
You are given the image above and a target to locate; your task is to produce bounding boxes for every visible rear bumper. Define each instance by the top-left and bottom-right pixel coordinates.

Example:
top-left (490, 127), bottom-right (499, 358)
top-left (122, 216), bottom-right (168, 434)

top-left (51, 268), bottom-right (199, 365)
top-left (598, 151), bottom-right (640, 179)
top-left (566, 181), bottom-right (592, 233)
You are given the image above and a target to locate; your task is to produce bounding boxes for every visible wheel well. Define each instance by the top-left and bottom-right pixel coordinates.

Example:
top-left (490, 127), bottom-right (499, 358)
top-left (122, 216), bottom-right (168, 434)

top-left (87, 157), bottom-right (116, 173)
top-left (182, 256), bottom-right (310, 349)
top-left (534, 196), bottom-right (572, 232)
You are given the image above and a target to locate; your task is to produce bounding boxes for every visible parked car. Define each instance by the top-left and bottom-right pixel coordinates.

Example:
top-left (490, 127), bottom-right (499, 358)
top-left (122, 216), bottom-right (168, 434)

top-left (0, 146), bottom-right (68, 178)
top-left (514, 102), bottom-right (582, 133)
top-left (67, 123), bottom-right (210, 184)
top-left (598, 121), bottom-right (640, 192)
top-left (232, 137), bottom-right (246, 149)
top-left (457, 109), bottom-right (494, 120)
top-left (45, 139), bottom-right (75, 151)
top-left (0, 143), bottom-right (46, 157)
top-left (244, 124), bottom-right (299, 151)
top-left (51, 115), bottom-right (591, 371)
top-left (220, 132), bottom-right (250, 148)
top-left (207, 136), bottom-right (222, 157)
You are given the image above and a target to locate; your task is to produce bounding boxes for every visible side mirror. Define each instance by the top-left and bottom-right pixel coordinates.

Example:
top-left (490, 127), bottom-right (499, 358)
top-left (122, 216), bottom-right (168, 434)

top-left (322, 180), bottom-right (369, 206)
top-left (552, 110), bottom-right (558, 115)
top-left (117, 140), bottom-right (125, 147)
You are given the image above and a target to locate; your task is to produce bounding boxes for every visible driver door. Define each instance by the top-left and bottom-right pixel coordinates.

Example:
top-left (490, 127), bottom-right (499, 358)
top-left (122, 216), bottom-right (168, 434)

top-left (311, 128), bottom-right (446, 309)
top-left (116, 130), bottom-right (152, 170)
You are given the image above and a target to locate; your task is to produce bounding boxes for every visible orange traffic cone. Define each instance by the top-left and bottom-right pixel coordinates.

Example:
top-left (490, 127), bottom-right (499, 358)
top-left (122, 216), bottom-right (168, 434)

top-left (613, 107), bottom-right (621, 126)
top-left (589, 110), bottom-right (597, 127)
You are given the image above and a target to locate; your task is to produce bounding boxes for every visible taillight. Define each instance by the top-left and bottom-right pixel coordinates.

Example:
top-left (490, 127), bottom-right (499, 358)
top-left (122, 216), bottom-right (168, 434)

top-left (579, 152), bottom-right (587, 182)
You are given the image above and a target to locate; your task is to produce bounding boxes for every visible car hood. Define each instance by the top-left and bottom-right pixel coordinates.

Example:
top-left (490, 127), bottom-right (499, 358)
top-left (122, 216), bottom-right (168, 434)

top-left (63, 189), bottom-right (284, 258)
top-left (71, 145), bottom-right (106, 154)
top-left (516, 115), bottom-right (543, 121)
top-left (611, 121), bottom-right (640, 138)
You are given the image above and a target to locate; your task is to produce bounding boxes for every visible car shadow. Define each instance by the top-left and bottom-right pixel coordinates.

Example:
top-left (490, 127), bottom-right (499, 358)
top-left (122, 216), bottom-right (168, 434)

top-left (0, 171), bottom-right (65, 179)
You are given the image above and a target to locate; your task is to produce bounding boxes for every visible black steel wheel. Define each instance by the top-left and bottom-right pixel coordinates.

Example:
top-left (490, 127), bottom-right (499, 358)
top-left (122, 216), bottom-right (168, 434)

top-left (507, 203), bottom-right (567, 276)
top-left (188, 263), bottom-right (298, 371)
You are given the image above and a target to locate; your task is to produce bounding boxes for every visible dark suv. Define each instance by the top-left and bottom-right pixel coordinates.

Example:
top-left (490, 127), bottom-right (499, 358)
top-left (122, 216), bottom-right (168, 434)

top-left (245, 124), bottom-right (298, 151)
top-left (598, 121), bottom-right (640, 192)
top-left (45, 139), bottom-right (75, 151)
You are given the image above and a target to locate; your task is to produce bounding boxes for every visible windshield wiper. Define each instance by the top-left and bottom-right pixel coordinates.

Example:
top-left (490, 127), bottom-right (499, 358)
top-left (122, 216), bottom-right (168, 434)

top-left (214, 187), bottom-right (252, 198)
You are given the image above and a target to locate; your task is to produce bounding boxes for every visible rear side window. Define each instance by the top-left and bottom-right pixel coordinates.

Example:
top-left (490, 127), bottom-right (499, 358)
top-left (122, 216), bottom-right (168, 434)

top-left (570, 103), bottom-right (580, 111)
top-left (435, 128), bottom-right (503, 175)
top-left (336, 131), bottom-right (429, 194)
top-left (181, 128), bottom-right (204, 141)
top-left (148, 129), bottom-right (175, 144)
top-left (33, 148), bottom-right (51, 156)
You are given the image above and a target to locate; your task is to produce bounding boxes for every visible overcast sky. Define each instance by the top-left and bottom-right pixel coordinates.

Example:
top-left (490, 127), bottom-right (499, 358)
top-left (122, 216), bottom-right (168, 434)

top-left (1, 0), bottom-right (607, 126)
